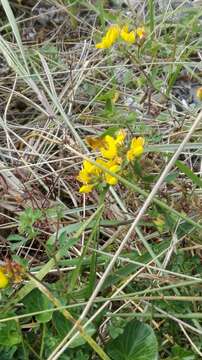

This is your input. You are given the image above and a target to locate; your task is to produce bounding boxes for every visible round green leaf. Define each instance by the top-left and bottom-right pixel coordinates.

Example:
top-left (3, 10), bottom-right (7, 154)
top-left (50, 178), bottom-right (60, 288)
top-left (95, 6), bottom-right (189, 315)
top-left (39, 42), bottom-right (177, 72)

top-left (23, 288), bottom-right (53, 323)
top-left (106, 320), bottom-right (158, 360)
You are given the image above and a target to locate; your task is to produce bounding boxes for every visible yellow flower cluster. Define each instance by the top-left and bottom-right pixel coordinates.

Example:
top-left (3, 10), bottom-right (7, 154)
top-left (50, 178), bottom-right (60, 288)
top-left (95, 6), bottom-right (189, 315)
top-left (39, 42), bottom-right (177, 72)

top-left (77, 130), bottom-right (125, 193)
top-left (96, 24), bottom-right (145, 49)
top-left (77, 130), bottom-right (145, 193)
top-left (96, 24), bottom-right (120, 49)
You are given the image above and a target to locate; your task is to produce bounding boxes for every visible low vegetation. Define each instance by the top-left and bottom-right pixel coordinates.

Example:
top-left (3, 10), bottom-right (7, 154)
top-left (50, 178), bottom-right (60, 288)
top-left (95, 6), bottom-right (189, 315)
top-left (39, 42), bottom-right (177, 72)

top-left (0, 1), bottom-right (202, 359)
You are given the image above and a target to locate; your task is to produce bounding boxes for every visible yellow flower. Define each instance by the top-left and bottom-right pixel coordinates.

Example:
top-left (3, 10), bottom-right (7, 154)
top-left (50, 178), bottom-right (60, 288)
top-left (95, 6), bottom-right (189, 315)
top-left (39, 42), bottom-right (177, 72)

top-left (127, 137), bottom-right (145, 161)
top-left (100, 135), bottom-right (118, 159)
top-left (77, 129), bottom-right (126, 192)
top-left (77, 159), bottom-right (101, 194)
top-left (120, 25), bottom-right (136, 44)
top-left (77, 160), bottom-right (100, 184)
top-left (79, 184), bottom-right (94, 193)
top-left (82, 160), bottom-right (97, 174)
top-left (115, 129), bottom-right (126, 145)
top-left (196, 87), bottom-right (202, 101)
top-left (99, 130), bottom-right (126, 160)
top-left (96, 159), bottom-right (120, 185)
top-left (96, 25), bottom-right (120, 49)
top-left (136, 26), bottom-right (146, 39)
top-left (0, 269), bottom-right (9, 289)
top-left (77, 169), bottom-right (90, 184)
top-left (105, 163), bottom-right (120, 185)
top-left (95, 24), bottom-right (145, 49)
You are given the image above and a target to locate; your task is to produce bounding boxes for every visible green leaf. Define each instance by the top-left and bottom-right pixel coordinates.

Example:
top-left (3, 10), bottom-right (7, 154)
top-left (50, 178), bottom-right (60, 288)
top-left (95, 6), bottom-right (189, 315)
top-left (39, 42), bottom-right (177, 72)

top-left (164, 172), bottom-right (178, 183)
top-left (168, 344), bottom-right (196, 360)
top-left (7, 235), bottom-right (26, 242)
top-left (0, 346), bottom-right (17, 360)
top-left (106, 320), bottom-right (158, 360)
top-left (7, 235), bottom-right (27, 251)
top-left (47, 222), bottom-right (82, 246)
top-left (53, 312), bottom-right (96, 348)
top-left (11, 255), bottom-right (28, 268)
top-left (101, 127), bottom-right (120, 137)
top-left (176, 160), bottom-right (202, 188)
top-left (109, 326), bottom-right (123, 339)
top-left (18, 208), bottom-right (43, 239)
top-left (0, 320), bottom-right (21, 347)
top-left (133, 160), bottom-right (142, 177)
top-left (23, 288), bottom-right (53, 323)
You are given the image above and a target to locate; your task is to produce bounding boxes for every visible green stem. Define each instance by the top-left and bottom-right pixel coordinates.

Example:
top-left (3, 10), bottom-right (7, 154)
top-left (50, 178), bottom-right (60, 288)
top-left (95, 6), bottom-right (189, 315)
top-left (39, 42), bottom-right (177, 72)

top-left (107, 312), bottom-right (202, 320)
top-left (86, 189), bottom-right (107, 297)
top-left (24, 340), bottom-right (41, 360)
top-left (148, 0), bottom-right (155, 35)
top-left (40, 323), bottom-right (46, 359)
top-left (69, 199), bottom-right (105, 293)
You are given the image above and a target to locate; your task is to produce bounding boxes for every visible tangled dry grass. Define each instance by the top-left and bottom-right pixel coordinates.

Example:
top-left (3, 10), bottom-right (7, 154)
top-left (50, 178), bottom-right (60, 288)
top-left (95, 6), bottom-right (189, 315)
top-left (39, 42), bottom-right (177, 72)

top-left (0, 1), bottom-right (202, 359)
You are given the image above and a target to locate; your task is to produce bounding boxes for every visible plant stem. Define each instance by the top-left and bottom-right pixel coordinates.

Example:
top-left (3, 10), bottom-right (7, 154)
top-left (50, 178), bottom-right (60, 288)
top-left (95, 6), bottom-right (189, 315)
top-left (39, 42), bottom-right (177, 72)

top-left (148, 0), bottom-right (155, 35)
top-left (107, 312), bottom-right (202, 319)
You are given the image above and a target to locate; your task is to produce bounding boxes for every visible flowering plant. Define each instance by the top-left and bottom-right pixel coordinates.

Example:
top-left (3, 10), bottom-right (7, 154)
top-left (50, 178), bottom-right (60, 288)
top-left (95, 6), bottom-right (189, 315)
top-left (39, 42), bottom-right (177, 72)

top-left (77, 129), bottom-right (145, 193)
top-left (96, 24), bottom-right (146, 49)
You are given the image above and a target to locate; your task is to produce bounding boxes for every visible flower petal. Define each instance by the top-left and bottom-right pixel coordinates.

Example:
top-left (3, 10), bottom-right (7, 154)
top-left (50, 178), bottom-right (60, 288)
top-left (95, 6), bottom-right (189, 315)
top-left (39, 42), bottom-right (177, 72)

top-left (127, 137), bottom-right (145, 161)
top-left (76, 170), bottom-right (90, 184)
top-left (105, 164), bottom-right (120, 185)
top-left (126, 149), bottom-right (134, 161)
top-left (115, 129), bottom-right (126, 145)
top-left (100, 136), bottom-right (118, 159)
top-left (79, 184), bottom-right (94, 193)
top-left (105, 174), bottom-right (118, 185)
top-left (120, 26), bottom-right (136, 43)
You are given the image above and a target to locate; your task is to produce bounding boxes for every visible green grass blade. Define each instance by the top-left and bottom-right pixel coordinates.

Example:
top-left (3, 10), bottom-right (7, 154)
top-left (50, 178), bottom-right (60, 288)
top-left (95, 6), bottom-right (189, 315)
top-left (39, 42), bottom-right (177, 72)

top-left (176, 160), bottom-right (202, 188)
top-left (1, 0), bottom-right (29, 72)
